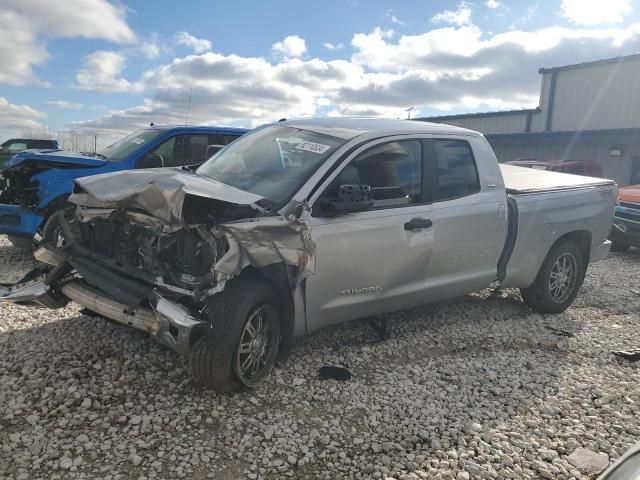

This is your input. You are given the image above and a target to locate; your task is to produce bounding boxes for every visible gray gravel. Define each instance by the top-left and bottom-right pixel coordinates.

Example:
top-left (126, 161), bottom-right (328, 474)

top-left (1, 235), bottom-right (640, 479)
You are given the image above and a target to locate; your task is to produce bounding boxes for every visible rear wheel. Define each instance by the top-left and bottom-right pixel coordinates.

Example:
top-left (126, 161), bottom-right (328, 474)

top-left (188, 273), bottom-right (281, 392)
top-left (520, 239), bottom-right (585, 314)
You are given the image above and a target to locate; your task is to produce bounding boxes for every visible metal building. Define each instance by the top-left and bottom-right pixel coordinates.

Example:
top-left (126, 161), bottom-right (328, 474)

top-left (418, 54), bottom-right (640, 186)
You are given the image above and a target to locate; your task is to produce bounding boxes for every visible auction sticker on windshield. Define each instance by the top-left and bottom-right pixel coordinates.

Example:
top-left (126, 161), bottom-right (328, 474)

top-left (296, 141), bottom-right (331, 154)
top-left (130, 138), bottom-right (146, 145)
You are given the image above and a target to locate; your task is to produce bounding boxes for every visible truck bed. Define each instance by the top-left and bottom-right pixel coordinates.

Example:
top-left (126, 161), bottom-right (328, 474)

top-left (500, 164), bottom-right (616, 195)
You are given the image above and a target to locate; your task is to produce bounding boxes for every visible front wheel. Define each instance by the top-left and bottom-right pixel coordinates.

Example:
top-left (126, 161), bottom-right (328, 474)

top-left (520, 239), bottom-right (585, 314)
top-left (38, 206), bottom-right (75, 248)
top-left (188, 274), bottom-right (281, 392)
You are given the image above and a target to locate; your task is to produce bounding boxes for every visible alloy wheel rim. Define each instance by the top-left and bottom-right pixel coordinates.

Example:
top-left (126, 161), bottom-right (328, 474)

top-left (234, 305), bottom-right (278, 387)
top-left (548, 252), bottom-right (577, 303)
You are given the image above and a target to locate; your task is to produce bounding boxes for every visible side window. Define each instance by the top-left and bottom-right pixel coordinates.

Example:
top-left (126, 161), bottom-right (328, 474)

top-left (433, 140), bottom-right (479, 201)
top-left (7, 142), bottom-right (27, 153)
top-left (218, 134), bottom-right (241, 145)
top-left (336, 140), bottom-right (422, 208)
top-left (183, 135), bottom-right (210, 165)
top-left (146, 137), bottom-right (176, 167)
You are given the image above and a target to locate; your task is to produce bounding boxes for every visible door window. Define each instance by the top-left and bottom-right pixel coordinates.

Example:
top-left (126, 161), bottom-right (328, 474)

top-left (433, 140), bottom-right (479, 201)
top-left (141, 137), bottom-right (176, 167)
top-left (184, 135), bottom-right (210, 165)
top-left (338, 140), bottom-right (422, 208)
top-left (218, 133), bottom-right (242, 145)
top-left (7, 142), bottom-right (27, 153)
top-left (173, 135), bottom-right (210, 166)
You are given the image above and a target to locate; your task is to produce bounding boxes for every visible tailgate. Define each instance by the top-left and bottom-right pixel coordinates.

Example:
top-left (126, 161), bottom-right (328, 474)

top-left (500, 164), bottom-right (616, 195)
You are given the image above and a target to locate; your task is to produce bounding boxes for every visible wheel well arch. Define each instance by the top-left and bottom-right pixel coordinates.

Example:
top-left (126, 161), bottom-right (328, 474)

top-left (187, 265), bottom-right (296, 361)
top-left (553, 230), bottom-right (591, 264)
top-left (42, 194), bottom-right (72, 217)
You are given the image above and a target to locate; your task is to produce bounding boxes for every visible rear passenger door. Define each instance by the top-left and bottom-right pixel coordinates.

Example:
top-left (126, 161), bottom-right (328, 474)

top-left (424, 138), bottom-right (507, 300)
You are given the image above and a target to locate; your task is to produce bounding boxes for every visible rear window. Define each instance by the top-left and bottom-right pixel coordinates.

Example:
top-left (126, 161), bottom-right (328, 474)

top-left (433, 140), bottom-right (480, 201)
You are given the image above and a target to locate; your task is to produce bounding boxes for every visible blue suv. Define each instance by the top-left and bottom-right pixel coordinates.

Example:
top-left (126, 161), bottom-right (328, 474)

top-left (0, 125), bottom-right (247, 248)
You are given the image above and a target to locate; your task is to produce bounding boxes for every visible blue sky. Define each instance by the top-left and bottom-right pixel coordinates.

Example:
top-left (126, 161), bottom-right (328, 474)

top-left (1, 0), bottom-right (639, 143)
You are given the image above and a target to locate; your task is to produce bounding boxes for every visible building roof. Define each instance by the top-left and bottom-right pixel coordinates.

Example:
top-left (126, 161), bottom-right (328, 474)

top-left (538, 53), bottom-right (640, 74)
top-left (415, 108), bottom-right (538, 122)
top-left (485, 127), bottom-right (640, 139)
top-left (280, 117), bottom-right (479, 140)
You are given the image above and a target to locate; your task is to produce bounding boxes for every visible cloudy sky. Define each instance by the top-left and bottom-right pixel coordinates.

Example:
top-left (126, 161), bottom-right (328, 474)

top-left (1, 0), bottom-right (639, 142)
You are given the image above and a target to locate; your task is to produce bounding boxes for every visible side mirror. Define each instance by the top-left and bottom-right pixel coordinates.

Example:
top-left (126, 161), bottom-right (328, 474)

top-left (206, 145), bottom-right (224, 158)
top-left (320, 184), bottom-right (374, 216)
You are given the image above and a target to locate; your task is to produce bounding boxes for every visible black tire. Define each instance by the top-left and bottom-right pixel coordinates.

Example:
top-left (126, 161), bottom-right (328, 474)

top-left (38, 206), bottom-right (74, 248)
top-left (188, 273), bottom-right (282, 392)
top-left (520, 239), bottom-right (586, 314)
top-left (7, 235), bottom-right (33, 250)
top-left (610, 241), bottom-right (630, 253)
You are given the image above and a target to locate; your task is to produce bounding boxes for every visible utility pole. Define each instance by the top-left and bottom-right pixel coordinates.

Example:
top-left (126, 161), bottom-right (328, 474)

top-left (405, 107), bottom-right (415, 119)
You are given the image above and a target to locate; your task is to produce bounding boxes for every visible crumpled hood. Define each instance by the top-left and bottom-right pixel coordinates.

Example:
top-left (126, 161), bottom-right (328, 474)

top-left (69, 168), bottom-right (264, 224)
top-left (7, 149), bottom-right (108, 169)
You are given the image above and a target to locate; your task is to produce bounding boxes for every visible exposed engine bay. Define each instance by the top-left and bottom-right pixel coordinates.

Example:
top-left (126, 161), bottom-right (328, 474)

top-left (0, 161), bottom-right (44, 208)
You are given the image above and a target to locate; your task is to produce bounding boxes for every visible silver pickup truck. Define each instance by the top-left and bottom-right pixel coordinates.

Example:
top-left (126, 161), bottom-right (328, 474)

top-left (0, 118), bottom-right (616, 392)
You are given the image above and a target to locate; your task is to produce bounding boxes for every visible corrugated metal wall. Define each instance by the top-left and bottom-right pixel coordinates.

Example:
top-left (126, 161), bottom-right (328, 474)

top-left (433, 113), bottom-right (529, 134)
top-left (551, 61), bottom-right (640, 131)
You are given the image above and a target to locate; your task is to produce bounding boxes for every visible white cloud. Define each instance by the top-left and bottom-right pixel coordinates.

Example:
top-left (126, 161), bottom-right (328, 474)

top-left (175, 32), bottom-right (212, 54)
top-left (0, 0), bottom-right (134, 86)
top-left (323, 42), bottom-right (345, 51)
top-left (432, 2), bottom-right (472, 27)
top-left (0, 97), bottom-right (46, 136)
top-left (486, 0), bottom-right (500, 8)
top-left (139, 34), bottom-right (163, 59)
top-left (69, 20), bottom-right (640, 135)
top-left (44, 100), bottom-right (83, 110)
top-left (0, 12), bottom-right (49, 86)
top-left (561, 0), bottom-right (632, 25)
top-left (386, 10), bottom-right (406, 26)
top-left (76, 51), bottom-right (142, 93)
top-left (271, 35), bottom-right (307, 59)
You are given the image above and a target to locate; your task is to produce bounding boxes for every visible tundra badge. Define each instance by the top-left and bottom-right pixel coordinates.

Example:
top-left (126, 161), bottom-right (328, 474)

top-left (340, 286), bottom-right (382, 296)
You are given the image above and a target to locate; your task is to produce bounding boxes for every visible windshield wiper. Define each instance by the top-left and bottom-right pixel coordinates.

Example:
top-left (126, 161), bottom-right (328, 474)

top-left (94, 153), bottom-right (107, 159)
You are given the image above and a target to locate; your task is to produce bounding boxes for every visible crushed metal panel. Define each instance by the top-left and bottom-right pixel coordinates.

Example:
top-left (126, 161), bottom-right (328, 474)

top-left (70, 168), bottom-right (264, 224)
top-left (214, 216), bottom-right (316, 278)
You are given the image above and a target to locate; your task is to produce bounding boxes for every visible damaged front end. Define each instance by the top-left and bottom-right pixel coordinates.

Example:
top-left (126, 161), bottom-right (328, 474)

top-left (1, 168), bottom-right (314, 356)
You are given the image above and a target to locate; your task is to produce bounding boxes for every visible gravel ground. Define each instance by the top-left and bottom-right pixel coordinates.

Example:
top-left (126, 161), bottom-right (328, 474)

top-left (1, 235), bottom-right (640, 480)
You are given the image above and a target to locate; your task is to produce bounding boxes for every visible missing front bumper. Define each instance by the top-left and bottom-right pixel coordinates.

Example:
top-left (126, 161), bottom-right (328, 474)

top-left (61, 281), bottom-right (203, 355)
top-left (0, 272), bottom-right (203, 355)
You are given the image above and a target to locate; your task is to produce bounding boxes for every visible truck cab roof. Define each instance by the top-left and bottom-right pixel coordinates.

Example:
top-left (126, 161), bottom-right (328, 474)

top-left (278, 117), bottom-right (480, 140)
top-left (143, 125), bottom-right (248, 136)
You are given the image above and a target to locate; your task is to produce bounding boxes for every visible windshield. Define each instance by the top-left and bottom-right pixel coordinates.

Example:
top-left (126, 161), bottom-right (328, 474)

top-left (101, 129), bottom-right (163, 161)
top-left (197, 125), bottom-right (345, 206)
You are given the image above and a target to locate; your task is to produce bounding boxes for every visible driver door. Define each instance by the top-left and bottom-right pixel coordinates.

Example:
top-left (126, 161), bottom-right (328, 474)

top-left (304, 138), bottom-right (433, 332)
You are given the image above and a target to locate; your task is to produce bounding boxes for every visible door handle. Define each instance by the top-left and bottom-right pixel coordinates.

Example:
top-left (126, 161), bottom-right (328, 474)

top-left (404, 217), bottom-right (432, 230)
